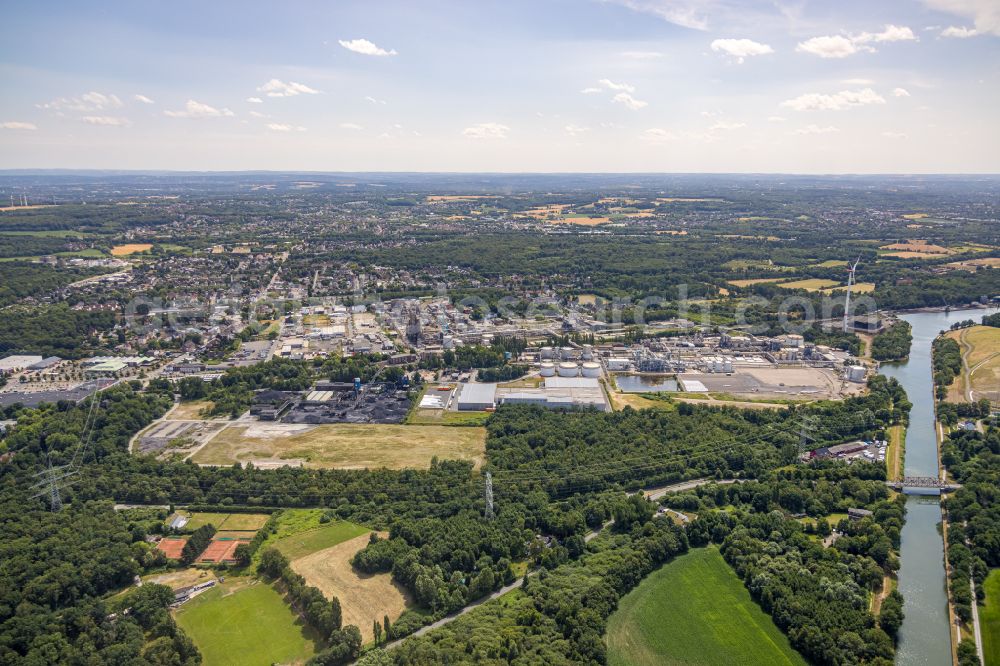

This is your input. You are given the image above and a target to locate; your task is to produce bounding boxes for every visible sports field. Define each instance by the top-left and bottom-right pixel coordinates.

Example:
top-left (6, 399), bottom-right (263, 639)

top-left (174, 579), bottom-right (317, 666)
top-left (271, 520), bottom-right (369, 560)
top-left (191, 422), bottom-right (486, 470)
top-left (156, 537), bottom-right (187, 559)
top-left (197, 538), bottom-right (249, 563)
top-left (982, 569), bottom-right (1000, 666)
top-left (606, 547), bottom-right (807, 666)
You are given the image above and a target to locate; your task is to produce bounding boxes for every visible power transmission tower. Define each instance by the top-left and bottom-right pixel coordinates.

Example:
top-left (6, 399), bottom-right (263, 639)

top-left (30, 456), bottom-right (78, 512)
top-left (798, 415), bottom-right (820, 458)
top-left (484, 471), bottom-right (494, 520)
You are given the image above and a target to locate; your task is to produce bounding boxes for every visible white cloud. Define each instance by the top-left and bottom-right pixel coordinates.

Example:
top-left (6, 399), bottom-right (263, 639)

top-left (133, 94), bottom-right (154, 104)
top-left (364, 96), bottom-right (387, 105)
top-left (767, 116), bottom-right (786, 122)
top-left (612, 92), bottom-right (648, 110)
top-left (598, 78), bottom-right (636, 93)
top-left (564, 124), bottom-right (590, 136)
top-left (248, 110), bottom-right (268, 118)
top-left (164, 100), bottom-right (235, 118)
top-left (82, 115), bottom-right (131, 126)
top-left (792, 124), bottom-right (840, 135)
top-left (266, 123), bottom-right (305, 132)
top-left (38, 91), bottom-right (123, 112)
top-left (339, 122), bottom-right (363, 130)
top-left (940, 25), bottom-right (979, 37)
top-left (1, 121), bottom-right (36, 130)
top-left (780, 88), bottom-right (886, 111)
top-left (641, 127), bottom-right (678, 142)
top-left (924, 0), bottom-right (1000, 36)
top-left (710, 38), bottom-right (774, 63)
top-left (797, 25), bottom-right (916, 58)
top-left (462, 122), bottom-right (509, 139)
top-left (893, 87), bottom-right (911, 97)
top-left (338, 38), bottom-right (397, 56)
top-left (854, 25), bottom-right (917, 44)
top-left (246, 97), bottom-right (263, 104)
top-left (796, 35), bottom-right (858, 58)
top-left (605, 0), bottom-right (709, 30)
top-left (580, 87), bottom-right (603, 94)
top-left (257, 79), bottom-right (320, 98)
top-left (881, 131), bottom-right (907, 139)
top-left (621, 50), bottom-right (665, 59)
top-left (842, 78), bottom-right (876, 85)
top-left (710, 120), bottom-right (746, 130)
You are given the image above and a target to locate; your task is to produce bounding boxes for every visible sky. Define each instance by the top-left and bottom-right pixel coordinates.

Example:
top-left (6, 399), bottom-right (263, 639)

top-left (0, 0), bottom-right (998, 173)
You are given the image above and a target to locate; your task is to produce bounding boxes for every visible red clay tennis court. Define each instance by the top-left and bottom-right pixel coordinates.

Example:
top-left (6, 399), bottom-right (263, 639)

top-left (156, 537), bottom-right (187, 559)
top-left (196, 538), bottom-right (249, 563)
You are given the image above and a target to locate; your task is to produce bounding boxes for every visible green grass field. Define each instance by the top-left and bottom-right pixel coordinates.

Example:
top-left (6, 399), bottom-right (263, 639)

top-left (271, 520), bottom-right (370, 560)
top-left (174, 579), bottom-right (318, 666)
top-left (606, 547), bottom-right (807, 666)
top-left (982, 569), bottom-right (1000, 666)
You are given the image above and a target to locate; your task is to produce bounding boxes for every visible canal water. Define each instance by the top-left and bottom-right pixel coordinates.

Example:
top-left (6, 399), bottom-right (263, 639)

top-left (879, 307), bottom-right (998, 666)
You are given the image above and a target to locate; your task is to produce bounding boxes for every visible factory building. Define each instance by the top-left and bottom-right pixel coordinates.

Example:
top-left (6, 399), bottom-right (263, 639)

top-left (457, 383), bottom-right (497, 411)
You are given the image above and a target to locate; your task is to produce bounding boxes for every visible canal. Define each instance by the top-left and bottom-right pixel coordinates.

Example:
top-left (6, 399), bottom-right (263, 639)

top-left (879, 307), bottom-right (998, 665)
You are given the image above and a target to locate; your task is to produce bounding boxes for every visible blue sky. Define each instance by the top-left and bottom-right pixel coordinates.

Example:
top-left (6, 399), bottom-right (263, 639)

top-left (0, 0), bottom-right (997, 172)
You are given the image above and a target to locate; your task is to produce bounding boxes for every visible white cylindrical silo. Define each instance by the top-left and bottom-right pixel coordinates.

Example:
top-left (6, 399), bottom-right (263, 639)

top-left (539, 362), bottom-right (556, 377)
top-left (581, 362), bottom-right (601, 378)
top-left (557, 362), bottom-right (579, 377)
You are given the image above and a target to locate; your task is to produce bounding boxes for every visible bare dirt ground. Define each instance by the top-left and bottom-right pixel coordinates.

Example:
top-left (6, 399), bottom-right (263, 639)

top-left (291, 532), bottom-right (412, 643)
top-left (144, 568), bottom-right (218, 590)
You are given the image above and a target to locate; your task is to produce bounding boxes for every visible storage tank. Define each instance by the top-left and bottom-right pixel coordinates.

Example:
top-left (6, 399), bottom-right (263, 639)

top-left (846, 365), bottom-right (866, 383)
top-left (581, 345), bottom-right (594, 361)
top-left (540, 346), bottom-right (555, 359)
top-left (560, 346), bottom-right (575, 360)
top-left (581, 362), bottom-right (601, 378)
top-left (723, 359), bottom-right (733, 373)
top-left (557, 362), bottom-right (579, 377)
top-left (539, 362), bottom-right (556, 377)
top-left (787, 334), bottom-right (804, 348)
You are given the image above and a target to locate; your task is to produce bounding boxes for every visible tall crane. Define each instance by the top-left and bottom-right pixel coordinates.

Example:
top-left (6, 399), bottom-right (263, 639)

top-left (842, 257), bottom-right (861, 333)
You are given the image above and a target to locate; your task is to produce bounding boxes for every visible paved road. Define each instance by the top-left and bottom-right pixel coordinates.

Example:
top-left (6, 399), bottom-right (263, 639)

top-left (970, 576), bottom-right (985, 666)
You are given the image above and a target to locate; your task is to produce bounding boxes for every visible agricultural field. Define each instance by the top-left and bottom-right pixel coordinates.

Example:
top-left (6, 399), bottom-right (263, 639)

top-left (606, 547), bottom-right (807, 666)
top-left (982, 570), bottom-right (1000, 666)
top-left (110, 243), bottom-right (153, 256)
top-left (776, 278), bottom-right (842, 292)
top-left (945, 325), bottom-right (1000, 403)
top-left (184, 512), bottom-right (270, 531)
top-left (174, 579), bottom-right (318, 666)
top-left (726, 277), bottom-right (790, 287)
top-left (290, 531), bottom-right (412, 643)
top-left (549, 216), bottom-right (610, 226)
top-left (191, 422), bottom-right (486, 469)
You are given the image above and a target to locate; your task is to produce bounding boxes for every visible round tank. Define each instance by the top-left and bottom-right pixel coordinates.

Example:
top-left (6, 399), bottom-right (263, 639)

top-left (581, 345), bottom-right (594, 361)
top-left (560, 346), bottom-right (574, 360)
top-left (540, 346), bottom-right (554, 359)
top-left (557, 362), bottom-right (579, 377)
top-left (539, 362), bottom-right (556, 377)
top-left (581, 362), bottom-right (601, 378)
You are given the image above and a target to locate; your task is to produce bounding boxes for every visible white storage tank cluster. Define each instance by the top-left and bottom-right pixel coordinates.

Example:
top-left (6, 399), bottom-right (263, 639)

top-left (539, 362), bottom-right (556, 377)
top-left (846, 365), bottom-right (867, 383)
top-left (557, 362), bottom-right (579, 377)
top-left (581, 362), bottom-right (601, 378)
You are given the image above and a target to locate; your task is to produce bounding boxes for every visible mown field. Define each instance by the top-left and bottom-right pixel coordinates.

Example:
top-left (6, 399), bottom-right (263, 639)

top-left (270, 520), bottom-right (370, 560)
top-left (983, 570), bottom-right (1000, 666)
top-left (192, 422), bottom-right (486, 469)
top-left (606, 547), bottom-right (807, 666)
top-left (174, 579), bottom-right (318, 666)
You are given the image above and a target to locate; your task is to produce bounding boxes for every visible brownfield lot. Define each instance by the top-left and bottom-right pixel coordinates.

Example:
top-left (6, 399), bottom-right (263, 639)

top-left (191, 423), bottom-right (486, 469)
top-left (291, 532), bottom-right (411, 643)
top-left (165, 400), bottom-right (215, 420)
top-left (143, 568), bottom-right (217, 590)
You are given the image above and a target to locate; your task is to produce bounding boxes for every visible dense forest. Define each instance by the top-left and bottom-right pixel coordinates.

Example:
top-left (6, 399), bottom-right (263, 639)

top-left (0, 304), bottom-right (115, 358)
top-left (0, 262), bottom-right (109, 307)
top-left (870, 320), bottom-right (913, 362)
